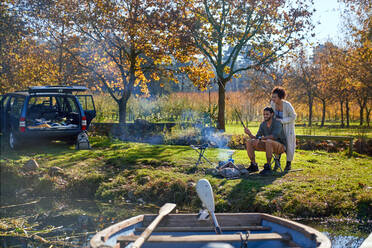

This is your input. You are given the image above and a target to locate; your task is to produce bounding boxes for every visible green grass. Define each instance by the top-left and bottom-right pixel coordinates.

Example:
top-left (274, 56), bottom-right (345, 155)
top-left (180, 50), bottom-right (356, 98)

top-left (225, 123), bottom-right (372, 138)
top-left (1, 136), bottom-right (371, 220)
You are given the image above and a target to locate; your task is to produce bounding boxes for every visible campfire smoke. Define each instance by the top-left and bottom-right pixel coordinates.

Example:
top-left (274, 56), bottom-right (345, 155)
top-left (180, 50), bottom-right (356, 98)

top-left (201, 126), bottom-right (234, 163)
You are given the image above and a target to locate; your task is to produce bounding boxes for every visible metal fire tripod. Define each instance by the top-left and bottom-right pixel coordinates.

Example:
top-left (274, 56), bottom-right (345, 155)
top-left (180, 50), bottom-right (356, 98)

top-left (190, 144), bottom-right (214, 167)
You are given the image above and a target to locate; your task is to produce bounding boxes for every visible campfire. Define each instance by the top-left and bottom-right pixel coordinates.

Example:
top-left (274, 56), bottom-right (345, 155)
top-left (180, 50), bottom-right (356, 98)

top-left (216, 150), bottom-right (242, 170)
top-left (190, 144), bottom-right (247, 179)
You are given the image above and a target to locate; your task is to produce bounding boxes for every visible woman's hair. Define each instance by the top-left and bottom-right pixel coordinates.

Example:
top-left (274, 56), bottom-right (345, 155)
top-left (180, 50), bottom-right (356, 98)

top-left (272, 86), bottom-right (286, 99)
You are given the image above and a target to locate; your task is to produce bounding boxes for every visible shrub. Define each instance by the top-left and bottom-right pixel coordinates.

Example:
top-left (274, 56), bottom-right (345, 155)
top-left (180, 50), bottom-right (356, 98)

top-left (95, 175), bottom-right (128, 201)
top-left (356, 192), bottom-right (372, 221)
top-left (68, 173), bottom-right (105, 198)
top-left (228, 135), bottom-right (246, 149)
top-left (0, 162), bottom-right (23, 196)
top-left (34, 175), bottom-right (57, 196)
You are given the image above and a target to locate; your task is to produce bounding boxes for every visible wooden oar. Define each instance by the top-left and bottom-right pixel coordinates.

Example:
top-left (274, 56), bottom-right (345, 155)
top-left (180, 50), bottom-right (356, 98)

top-left (132, 203), bottom-right (176, 248)
top-left (196, 179), bottom-right (222, 234)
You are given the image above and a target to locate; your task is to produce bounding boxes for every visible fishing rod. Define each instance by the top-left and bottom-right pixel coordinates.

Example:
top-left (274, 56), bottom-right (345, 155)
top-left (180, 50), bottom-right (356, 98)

top-left (234, 108), bottom-right (247, 130)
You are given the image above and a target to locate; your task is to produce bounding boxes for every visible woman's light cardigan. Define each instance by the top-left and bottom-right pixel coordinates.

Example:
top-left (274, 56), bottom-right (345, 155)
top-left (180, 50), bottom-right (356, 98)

top-left (271, 100), bottom-right (297, 162)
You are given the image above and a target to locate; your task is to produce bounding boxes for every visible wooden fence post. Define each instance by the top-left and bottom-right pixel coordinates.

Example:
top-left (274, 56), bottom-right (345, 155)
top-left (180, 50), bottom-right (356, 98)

top-left (348, 138), bottom-right (353, 157)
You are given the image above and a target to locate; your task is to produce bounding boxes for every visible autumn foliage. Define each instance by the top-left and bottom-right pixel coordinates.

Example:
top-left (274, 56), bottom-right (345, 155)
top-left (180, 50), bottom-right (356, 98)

top-left (1, 0), bottom-right (370, 128)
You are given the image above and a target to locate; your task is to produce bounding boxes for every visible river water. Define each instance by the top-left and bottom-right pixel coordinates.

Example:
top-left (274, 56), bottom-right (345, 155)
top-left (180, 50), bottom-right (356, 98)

top-left (0, 197), bottom-right (370, 248)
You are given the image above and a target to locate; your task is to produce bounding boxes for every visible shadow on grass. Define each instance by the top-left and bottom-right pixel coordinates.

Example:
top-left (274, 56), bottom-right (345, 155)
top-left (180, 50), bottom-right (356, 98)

top-left (1, 135), bottom-right (191, 172)
top-left (220, 173), bottom-right (280, 213)
top-left (216, 168), bottom-right (285, 213)
top-left (0, 139), bottom-right (74, 161)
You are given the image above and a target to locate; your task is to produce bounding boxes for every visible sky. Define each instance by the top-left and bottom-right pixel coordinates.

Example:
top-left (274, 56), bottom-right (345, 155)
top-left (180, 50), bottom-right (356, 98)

top-left (311, 0), bottom-right (345, 45)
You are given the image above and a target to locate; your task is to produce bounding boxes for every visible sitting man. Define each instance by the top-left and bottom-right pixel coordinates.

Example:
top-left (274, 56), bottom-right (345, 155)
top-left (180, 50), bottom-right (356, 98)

top-left (244, 107), bottom-right (286, 175)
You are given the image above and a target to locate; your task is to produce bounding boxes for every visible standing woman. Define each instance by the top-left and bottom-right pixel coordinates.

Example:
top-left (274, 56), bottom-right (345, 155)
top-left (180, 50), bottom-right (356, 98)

top-left (271, 87), bottom-right (296, 171)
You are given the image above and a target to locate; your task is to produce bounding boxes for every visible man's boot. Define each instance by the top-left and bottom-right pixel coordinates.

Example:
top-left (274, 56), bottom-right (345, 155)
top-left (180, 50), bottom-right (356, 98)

top-left (259, 163), bottom-right (272, 175)
top-left (284, 161), bottom-right (291, 171)
top-left (247, 162), bottom-right (259, 172)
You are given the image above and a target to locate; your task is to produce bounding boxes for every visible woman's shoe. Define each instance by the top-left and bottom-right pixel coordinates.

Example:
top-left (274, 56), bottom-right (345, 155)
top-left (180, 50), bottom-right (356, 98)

top-left (284, 161), bottom-right (291, 171)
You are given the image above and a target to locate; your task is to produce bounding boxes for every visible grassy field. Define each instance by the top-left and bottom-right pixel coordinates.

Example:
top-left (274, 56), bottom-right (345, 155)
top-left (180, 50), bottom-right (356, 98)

top-left (225, 123), bottom-right (372, 138)
top-left (1, 136), bottom-right (371, 220)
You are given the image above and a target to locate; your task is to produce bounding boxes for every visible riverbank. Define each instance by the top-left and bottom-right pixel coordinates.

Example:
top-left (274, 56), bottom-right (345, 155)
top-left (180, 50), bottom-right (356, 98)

top-left (0, 197), bottom-right (369, 248)
top-left (1, 135), bottom-right (371, 221)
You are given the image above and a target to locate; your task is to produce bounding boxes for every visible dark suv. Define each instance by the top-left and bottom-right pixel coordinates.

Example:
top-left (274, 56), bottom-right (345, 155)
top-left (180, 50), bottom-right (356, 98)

top-left (0, 86), bottom-right (96, 149)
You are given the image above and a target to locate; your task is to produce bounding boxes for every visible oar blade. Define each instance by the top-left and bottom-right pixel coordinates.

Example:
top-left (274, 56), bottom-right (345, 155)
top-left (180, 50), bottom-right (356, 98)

top-left (132, 203), bottom-right (176, 248)
top-left (196, 179), bottom-right (215, 212)
top-left (196, 179), bottom-right (222, 234)
top-left (159, 203), bottom-right (176, 216)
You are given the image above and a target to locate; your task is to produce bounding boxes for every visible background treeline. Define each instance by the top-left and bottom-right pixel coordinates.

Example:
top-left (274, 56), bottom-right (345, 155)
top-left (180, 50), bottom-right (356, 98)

top-left (0, 0), bottom-right (370, 128)
top-left (93, 90), bottom-right (370, 127)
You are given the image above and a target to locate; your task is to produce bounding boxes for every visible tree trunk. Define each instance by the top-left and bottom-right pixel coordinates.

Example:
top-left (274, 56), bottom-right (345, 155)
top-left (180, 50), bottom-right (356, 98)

top-left (346, 100), bottom-right (350, 127)
top-left (58, 24), bottom-right (65, 84)
top-left (119, 98), bottom-right (128, 124)
top-left (357, 95), bottom-right (369, 126)
top-left (118, 91), bottom-right (132, 135)
top-left (321, 99), bottom-right (326, 127)
top-left (359, 103), bottom-right (364, 126)
top-left (366, 106), bottom-right (371, 127)
top-left (118, 57), bottom-right (135, 134)
top-left (217, 79), bottom-right (226, 131)
top-left (208, 87), bottom-right (211, 113)
top-left (340, 100), bottom-right (344, 127)
top-left (308, 97), bottom-right (313, 127)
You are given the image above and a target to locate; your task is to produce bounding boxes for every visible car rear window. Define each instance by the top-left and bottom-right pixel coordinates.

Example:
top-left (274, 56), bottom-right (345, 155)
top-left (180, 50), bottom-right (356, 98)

top-left (27, 95), bottom-right (79, 113)
top-left (77, 95), bottom-right (95, 111)
top-left (1, 95), bottom-right (9, 109)
top-left (9, 97), bottom-right (25, 117)
top-left (64, 97), bottom-right (79, 112)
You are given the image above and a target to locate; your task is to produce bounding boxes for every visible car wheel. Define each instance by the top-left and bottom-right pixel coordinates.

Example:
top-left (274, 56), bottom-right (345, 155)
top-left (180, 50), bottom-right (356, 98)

top-left (0, 133), bottom-right (5, 148)
top-left (9, 131), bottom-right (18, 150)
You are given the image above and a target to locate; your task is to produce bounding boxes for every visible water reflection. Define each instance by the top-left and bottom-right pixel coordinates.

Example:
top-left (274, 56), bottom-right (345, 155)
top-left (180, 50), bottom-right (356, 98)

top-left (325, 233), bottom-right (364, 248)
top-left (297, 218), bottom-right (371, 248)
top-left (0, 197), bottom-right (156, 247)
top-left (0, 197), bottom-right (370, 247)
